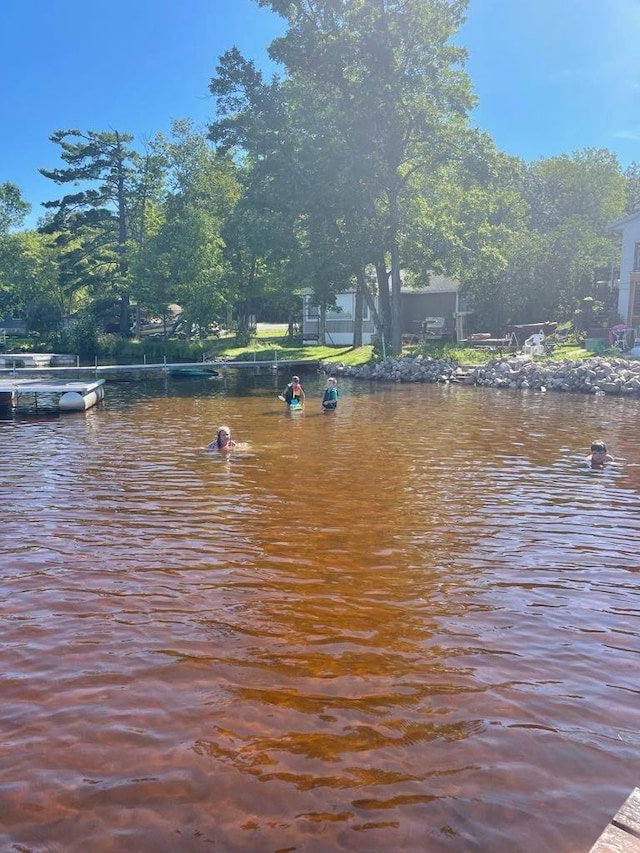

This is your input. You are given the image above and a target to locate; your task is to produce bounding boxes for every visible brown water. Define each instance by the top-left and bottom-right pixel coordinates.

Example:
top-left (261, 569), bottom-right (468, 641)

top-left (1, 371), bottom-right (639, 853)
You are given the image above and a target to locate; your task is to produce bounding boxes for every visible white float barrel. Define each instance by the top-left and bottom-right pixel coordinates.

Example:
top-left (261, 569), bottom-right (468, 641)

top-left (59, 385), bottom-right (104, 411)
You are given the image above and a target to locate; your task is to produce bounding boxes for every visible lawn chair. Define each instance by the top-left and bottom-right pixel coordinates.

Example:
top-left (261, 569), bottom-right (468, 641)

top-left (609, 325), bottom-right (635, 353)
top-left (523, 330), bottom-right (546, 356)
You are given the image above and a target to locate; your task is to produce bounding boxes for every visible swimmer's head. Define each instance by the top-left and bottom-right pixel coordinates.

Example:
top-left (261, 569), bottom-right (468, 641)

top-left (591, 440), bottom-right (607, 454)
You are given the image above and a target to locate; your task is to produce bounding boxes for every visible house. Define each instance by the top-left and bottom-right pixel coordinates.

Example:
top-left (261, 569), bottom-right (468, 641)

top-left (302, 275), bottom-right (465, 345)
top-left (0, 317), bottom-right (27, 336)
top-left (398, 275), bottom-right (466, 342)
top-left (302, 290), bottom-right (376, 345)
top-left (609, 206), bottom-right (640, 329)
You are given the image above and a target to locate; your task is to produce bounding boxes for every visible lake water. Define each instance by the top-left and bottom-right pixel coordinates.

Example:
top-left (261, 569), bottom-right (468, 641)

top-left (1, 369), bottom-right (639, 852)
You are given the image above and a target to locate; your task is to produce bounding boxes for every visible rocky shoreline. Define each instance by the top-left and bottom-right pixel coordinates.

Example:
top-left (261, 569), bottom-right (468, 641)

top-left (331, 353), bottom-right (640, 396)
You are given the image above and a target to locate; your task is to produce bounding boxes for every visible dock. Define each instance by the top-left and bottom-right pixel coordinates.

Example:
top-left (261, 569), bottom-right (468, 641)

top-left (0, 357), bottom-right (321, 377)
top-left (590, 788), bottom-right (640, 852)
top-left (0, 352), bottom-right (76, 368)
top-left (0, 378), bottom-right (105, 412)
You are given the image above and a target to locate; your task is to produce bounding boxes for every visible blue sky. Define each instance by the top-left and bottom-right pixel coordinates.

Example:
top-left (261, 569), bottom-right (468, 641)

top-left (3, 0), bottom-right (640, 227)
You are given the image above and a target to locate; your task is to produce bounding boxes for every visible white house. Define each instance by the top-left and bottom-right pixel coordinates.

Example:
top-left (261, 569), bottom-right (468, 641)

top-left (609, 206), bottom-right (640, 329)
top-left (302, 290), bottom-right (376, 345)
top-left (302, 274), bottom-right (464, 345)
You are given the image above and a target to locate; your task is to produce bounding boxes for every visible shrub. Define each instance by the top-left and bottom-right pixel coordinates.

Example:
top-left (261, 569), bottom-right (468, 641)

top-left (67, 317), bottom-right (108, 359)
top-left (234, 329), bottom-right (253, 347)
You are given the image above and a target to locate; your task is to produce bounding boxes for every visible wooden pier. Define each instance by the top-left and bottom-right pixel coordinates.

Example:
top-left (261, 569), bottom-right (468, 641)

top-left (590, 788), bottom-right (640, 852)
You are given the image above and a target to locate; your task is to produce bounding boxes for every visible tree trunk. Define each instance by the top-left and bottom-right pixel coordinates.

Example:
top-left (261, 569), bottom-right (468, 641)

top-left (388, 187), bottom-right (402, 354)
top-left (319, 303), bottom-right (326, 345)
top-left (356, 268), bottom-right (382, 334)
top-left (120, 292), bottom-right (130, 337)
top-left (115, 131), bottom-right (131, 338)
top-left (353, 274), bottom-right (363, 348)
top-left (375, 257), bottom-right (392, 354)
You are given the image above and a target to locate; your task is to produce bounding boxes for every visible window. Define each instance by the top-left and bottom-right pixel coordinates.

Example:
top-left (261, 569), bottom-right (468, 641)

top-left (306, 295), bottom-right (370, 321)
top-left (633, 242), bottom-right (640, 272)
top-left (326, 306), bottom-right (348, 319)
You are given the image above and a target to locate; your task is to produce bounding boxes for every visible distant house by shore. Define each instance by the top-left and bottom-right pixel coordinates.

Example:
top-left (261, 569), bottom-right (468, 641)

top-left (609, 206), bottom-right (640, 329)
top-left (302, 274), bottom-right (466, 345)
top-left (0, 317), bottom-right (27, 335)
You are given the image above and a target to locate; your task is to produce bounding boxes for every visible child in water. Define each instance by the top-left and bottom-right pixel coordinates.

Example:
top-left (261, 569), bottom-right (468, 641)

top-left (281, 375), bottom-right (305, 407)
top-left (208, 425), bottom-right (237, 451)
top-left (586, 439), bottom-right (614, 468)
top-left (321, 376), bottom-right (339, 410)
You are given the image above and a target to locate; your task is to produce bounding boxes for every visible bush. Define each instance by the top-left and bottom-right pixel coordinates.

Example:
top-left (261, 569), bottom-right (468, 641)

top-left (140, 337), bottom-right (205, 362)
top-left (234, 329), bottom-right (253, 347)
top-left (370, 334), bottom-right (385, 362)
top-left (67, 318), bottom-right (108, 359)
top-left (107, 336), bottom-right (141, 361)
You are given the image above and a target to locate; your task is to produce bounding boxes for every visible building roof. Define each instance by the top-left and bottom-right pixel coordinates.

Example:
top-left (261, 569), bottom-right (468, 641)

top-left (301, 273), bottom-right (459, 298)
top-left (405, 274), bottom-right (459, 293)
top-left (609, 206), bottom-right (640, 231)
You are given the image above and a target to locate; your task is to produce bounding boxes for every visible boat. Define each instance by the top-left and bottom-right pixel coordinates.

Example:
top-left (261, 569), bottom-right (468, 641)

top-left (167, 366), bottom-right (220, 378)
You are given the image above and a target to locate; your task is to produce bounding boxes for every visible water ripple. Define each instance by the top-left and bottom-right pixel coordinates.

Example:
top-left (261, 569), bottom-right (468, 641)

top-left (1, 378), bottom-right (640, 852)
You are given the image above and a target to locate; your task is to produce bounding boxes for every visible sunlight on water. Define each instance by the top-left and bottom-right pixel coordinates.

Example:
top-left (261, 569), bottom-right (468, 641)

top-left (1, 373), bottom-right (639, 852)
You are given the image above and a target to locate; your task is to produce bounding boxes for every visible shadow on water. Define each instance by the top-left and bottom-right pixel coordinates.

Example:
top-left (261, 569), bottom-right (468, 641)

top-left (1, 371), bottom-right (639, 852)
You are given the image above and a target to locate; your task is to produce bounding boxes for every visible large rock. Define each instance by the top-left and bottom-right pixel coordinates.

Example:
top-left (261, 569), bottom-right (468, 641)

top-left (333, 354), bottom-right (640, 397)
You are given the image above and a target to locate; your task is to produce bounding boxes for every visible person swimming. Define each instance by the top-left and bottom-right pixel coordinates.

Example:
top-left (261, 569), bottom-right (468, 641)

top-left (586, 439), bottom-right (614, 468)
top-left (207, 425), bottom-right (237, 451)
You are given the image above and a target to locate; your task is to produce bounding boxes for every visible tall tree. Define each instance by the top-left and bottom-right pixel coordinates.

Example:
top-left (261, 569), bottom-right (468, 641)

top-left (259, 0), bottom-right (474, 352)
top-left (134, 121), bottom-right (240, 335)
top-left (400, 130), bottom-right (530, 331)
top-left (39, 129), bottom-right (138, 334)
top-left (209, 1), bottom-right (474, 352)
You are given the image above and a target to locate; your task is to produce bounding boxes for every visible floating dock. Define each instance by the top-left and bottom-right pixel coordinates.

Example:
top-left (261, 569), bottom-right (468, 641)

top-left (0, 378), bottom-right (105, 412)
top-left (590, 787), bottom-right (640, 852)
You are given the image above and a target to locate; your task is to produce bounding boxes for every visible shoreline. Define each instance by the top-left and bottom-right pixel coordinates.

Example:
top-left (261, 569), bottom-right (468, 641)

top-left (331, 353), bottom-right (640, 396)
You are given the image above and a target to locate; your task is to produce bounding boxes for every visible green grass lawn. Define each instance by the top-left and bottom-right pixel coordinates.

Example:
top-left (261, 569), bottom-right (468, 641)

top-left (407, 341), bottom-right (598, 364)
top-left (212, 337), bottom-right (373, 365)
top-left (2, 327), bottom-right (607, 368)
top-left (210, 335), bottom-right (602, 368)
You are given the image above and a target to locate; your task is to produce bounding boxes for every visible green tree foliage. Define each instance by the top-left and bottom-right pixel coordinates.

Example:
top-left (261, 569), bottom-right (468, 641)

top-left (0, 230), bottom-right (62, 329)
top-left (211, 0), bottom-right (475, 353)
top-left (524, 149), bottom-right (624, 323)
top-left (458, 148), bottom-right (625, 333)
top-left (0, 182), bottom-right (31, 234)
top-left (209, 51), bottom-right (319, 334)
top-left (39, 129), bottom-right (140, 334)
top-left (1, 12), bottom-right (632, 346)
top-left (133, 121), bottom-right (240, 336)
top-left (402, 130), bottom-right (527, 283)
top-left (623, 161), bottom-right (640, 215)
